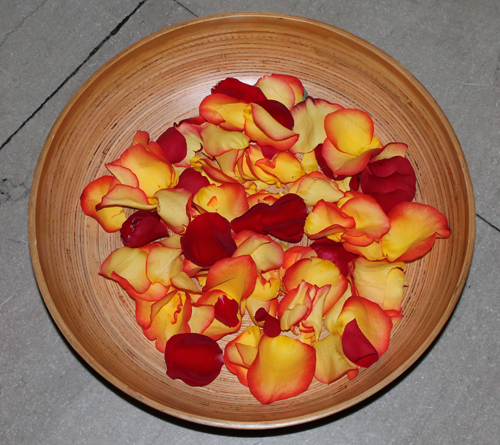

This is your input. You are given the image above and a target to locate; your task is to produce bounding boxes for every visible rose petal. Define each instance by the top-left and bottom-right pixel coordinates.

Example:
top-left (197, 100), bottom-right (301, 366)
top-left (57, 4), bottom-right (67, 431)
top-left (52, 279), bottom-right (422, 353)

top-left (261, 193), bottom-right (307, 243)
top-left (156, 126), bottom-right (188, 164)
top-left (247, 335), bottom-right (316, 404)
top-left (165, 333), bottom-right (223, 386)
top-left (181, 212), bottom-right (237, 267)
top-left (120, 210), bottom-right (170, 247)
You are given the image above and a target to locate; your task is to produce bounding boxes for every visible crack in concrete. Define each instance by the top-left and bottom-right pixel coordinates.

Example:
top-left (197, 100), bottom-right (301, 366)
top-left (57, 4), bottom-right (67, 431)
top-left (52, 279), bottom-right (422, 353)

top-left (173, 0), bottom-right (199, 17)
top-left (477, 213), bottom-right (500, 233)
top-left (0, 0), bottom-right (149, 153)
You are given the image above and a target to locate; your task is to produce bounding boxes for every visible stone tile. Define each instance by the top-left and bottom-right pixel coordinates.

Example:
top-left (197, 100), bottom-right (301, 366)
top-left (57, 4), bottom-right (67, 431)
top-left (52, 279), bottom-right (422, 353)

top-left (0, 0), bottom-right (143, 144)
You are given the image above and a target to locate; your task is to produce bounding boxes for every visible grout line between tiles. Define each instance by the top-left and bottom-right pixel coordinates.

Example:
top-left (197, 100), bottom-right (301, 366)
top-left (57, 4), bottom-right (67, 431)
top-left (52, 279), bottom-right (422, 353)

top-left (0, 0), bottom-right (149, 153)
top-left (476, 213), bottom-right (500, 233)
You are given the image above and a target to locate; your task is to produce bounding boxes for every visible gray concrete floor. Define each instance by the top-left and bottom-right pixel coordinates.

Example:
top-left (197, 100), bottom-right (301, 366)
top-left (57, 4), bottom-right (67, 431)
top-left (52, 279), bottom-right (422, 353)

top-left (1, 1), bottom-right (499, 443)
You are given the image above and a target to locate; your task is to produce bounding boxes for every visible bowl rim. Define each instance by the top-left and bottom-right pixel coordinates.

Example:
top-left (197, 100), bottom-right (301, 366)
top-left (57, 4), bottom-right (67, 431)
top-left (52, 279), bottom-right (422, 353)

top-left (28, 11), bottom-right (476, 429)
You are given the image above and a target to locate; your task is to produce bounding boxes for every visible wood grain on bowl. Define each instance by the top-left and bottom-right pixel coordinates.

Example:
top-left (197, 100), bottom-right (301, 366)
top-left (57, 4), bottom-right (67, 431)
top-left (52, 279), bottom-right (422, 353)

top-left (28, 12), bottom-right (475, 429)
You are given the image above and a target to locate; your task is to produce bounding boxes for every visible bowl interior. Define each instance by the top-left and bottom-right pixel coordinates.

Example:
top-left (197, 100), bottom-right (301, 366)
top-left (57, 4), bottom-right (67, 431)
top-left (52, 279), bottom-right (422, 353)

top-left (29, 12), bottom-right (475, 429)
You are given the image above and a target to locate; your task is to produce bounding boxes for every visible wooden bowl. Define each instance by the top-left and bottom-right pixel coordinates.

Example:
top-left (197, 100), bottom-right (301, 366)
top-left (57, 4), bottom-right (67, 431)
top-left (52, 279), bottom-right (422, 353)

top-left (29, 12), bottom-right (475, 429)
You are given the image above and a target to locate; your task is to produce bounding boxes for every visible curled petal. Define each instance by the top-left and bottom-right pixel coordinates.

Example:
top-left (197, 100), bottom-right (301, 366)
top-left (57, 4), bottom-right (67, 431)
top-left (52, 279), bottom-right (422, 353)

top-left (116, 143), bottom-right (178, 197)
top-left (322, 137), bottom-right (382, 177)
top-left (201, 123), bottom-right (250, 157)
top-left (120, 210), bottom-right (170, 247)
top-left (381, 202), bottom-right (451, 262)
top-left (337, 296), bottom-right (393, 358)
top-left (341, 319), bottom-right (379, 368)
top-left (281, 246), bottom-right (317, 270)
top-left (247, 335), bottom-right (316, 404)
top-left (305, 199), bottom-right (355, 241)
top-left (255, 74), bottom-right (297, 109)
top-left (232, 232), bottom-right (284, 273)
top-left (339, 192), bottom-right (391, 245)
top-left (97, 183), bottom-right (157, 211)
top-left (255, 151), bottom-right (305, 185)
top-left (289, 171), bottom-right (344, 206)
top-left (165, 333), bottom-right (223, 386)
top-left (155, 188), bottom-right (192, 234)
top-left (80, 176), bottom-right (126, 232)
top-left (224, 325), bottom-right (263, 386)
top-left (174, 119), bottom-right (205, 167)
top-left (244, 102), bottom-right (299, 151)
top-left (181, 212), bottom-right (237, 267)
top-left (200, 93), bottom-right (247, 131)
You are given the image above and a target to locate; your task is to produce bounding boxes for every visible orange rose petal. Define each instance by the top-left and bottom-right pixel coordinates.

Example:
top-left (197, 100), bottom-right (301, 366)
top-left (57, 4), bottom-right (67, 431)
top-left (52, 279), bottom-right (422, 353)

top-left (245, 296), bottom-right (279, 325)
top-left (322, 137), bottom-right (383, 177)
top-left (143, 290), bottom-right (192, 353)
top-left (116, 275), bottom-right (170, 302)
top-left (247, 271), bottom-right (281, 301)
top-left (339, 192), bottom-right (391, 244)
top-left (247, 335), bottom-right (316, 404)
top-left (201, 123), bottom-right (250, 157)
top-left (290, 97), bottom-right (343, 154)
top-left (281, 246), bottom-right (317, 270)
top-left (381, 201), bottom-right (451, 262)
top-left (155, 188), bottom-right (192, 234)
top-left (289, 171), bottom-right (344, 206)
top-left (106, 162), bottom-right (140, 188)
top-left (188, 304), bottom-right (215, 335)
top-left (97, 183), bottom-right (157, 211)
top-left (255, 75), bottom-right (296, 109)
top-left (305, 199), bottom-right (355, 240)
top-left (343, 239), bottom-right (386, 261)
top-left (80, 176), bottom-right (127, 232)
top-left (325, 108), bottom-right (377, 157)
top-left (224, 325), bottom-right (262, 386)
top-left (313, 333), bottom-right (358, 384)
top-left (191, 156), bottom-right (240, 185)
top-left (282, 257), bottom-right (347, 314)
top-left (134, 298), bottom-right (154, 330)
top-left (100, 246), bottom-right (150, 294)
top-left (145, 244), bottom-right (183, 287)
top-left (255, 151), bottom-right (305, 185)
top-left (278, 281), bottom-right (313, 331)
top-left (244, 103), bottom-right (299, 151)
top-left (118, 143), bottom-right (178, 197)
top-left (193, 183), bottom-right (249, 221)
top-left (351, 257), bottom-right (407, 312)
top-left (232, 232), bottom-right (284, 273)
top-left (203, 255), bottom-right (257, 303)
top-left (199, 93), bottom-right (247, 131)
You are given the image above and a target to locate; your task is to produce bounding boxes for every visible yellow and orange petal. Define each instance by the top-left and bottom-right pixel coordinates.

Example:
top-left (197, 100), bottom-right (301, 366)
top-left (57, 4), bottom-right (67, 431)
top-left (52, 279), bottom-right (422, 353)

top-left (381, 201), bottom-right (451, 262)
top-left (80, 176), bottom-right (127, 232)
top-left (313, 333), bottom-right (358, 384)
top-left (247, 335), bottom-right (316, 404)
top-left (193, 183), bottom-right (249, 221)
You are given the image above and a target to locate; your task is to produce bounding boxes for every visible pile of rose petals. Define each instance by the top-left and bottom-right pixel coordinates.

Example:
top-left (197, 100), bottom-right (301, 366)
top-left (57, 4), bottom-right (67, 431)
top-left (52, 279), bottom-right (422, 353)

top-left (81, 74), bottom-right (451, 404)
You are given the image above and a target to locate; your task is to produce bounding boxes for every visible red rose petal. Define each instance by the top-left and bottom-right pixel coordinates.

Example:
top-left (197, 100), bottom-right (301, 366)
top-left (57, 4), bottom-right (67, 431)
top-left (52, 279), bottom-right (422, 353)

top-left (314, 144), bottom-right (335, 179)
top-left (175, 168), bottom-right (211, 196)
top-left (341, 319), bottom-right (379, 368)
top-left (211, 77), bottom-right (267, 103)
top-left (214, 295), bottom-right (240, 327)
top-left (263, 315), bottom-right (281, 338)
top-left (120, 210), bottom-right (170, 247)
top-left (255, 307), bottom-right (268, 323)
top-left (181, 212), bottom-right (237, 267)
top-left (165, 333), bottom-right (224, 386)
top-left (156, 126), bottom-right (188, 164)
top-left (230, 202), bottom-right (267, 234)
top-left (261, 194), bottom-right (307, 243)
